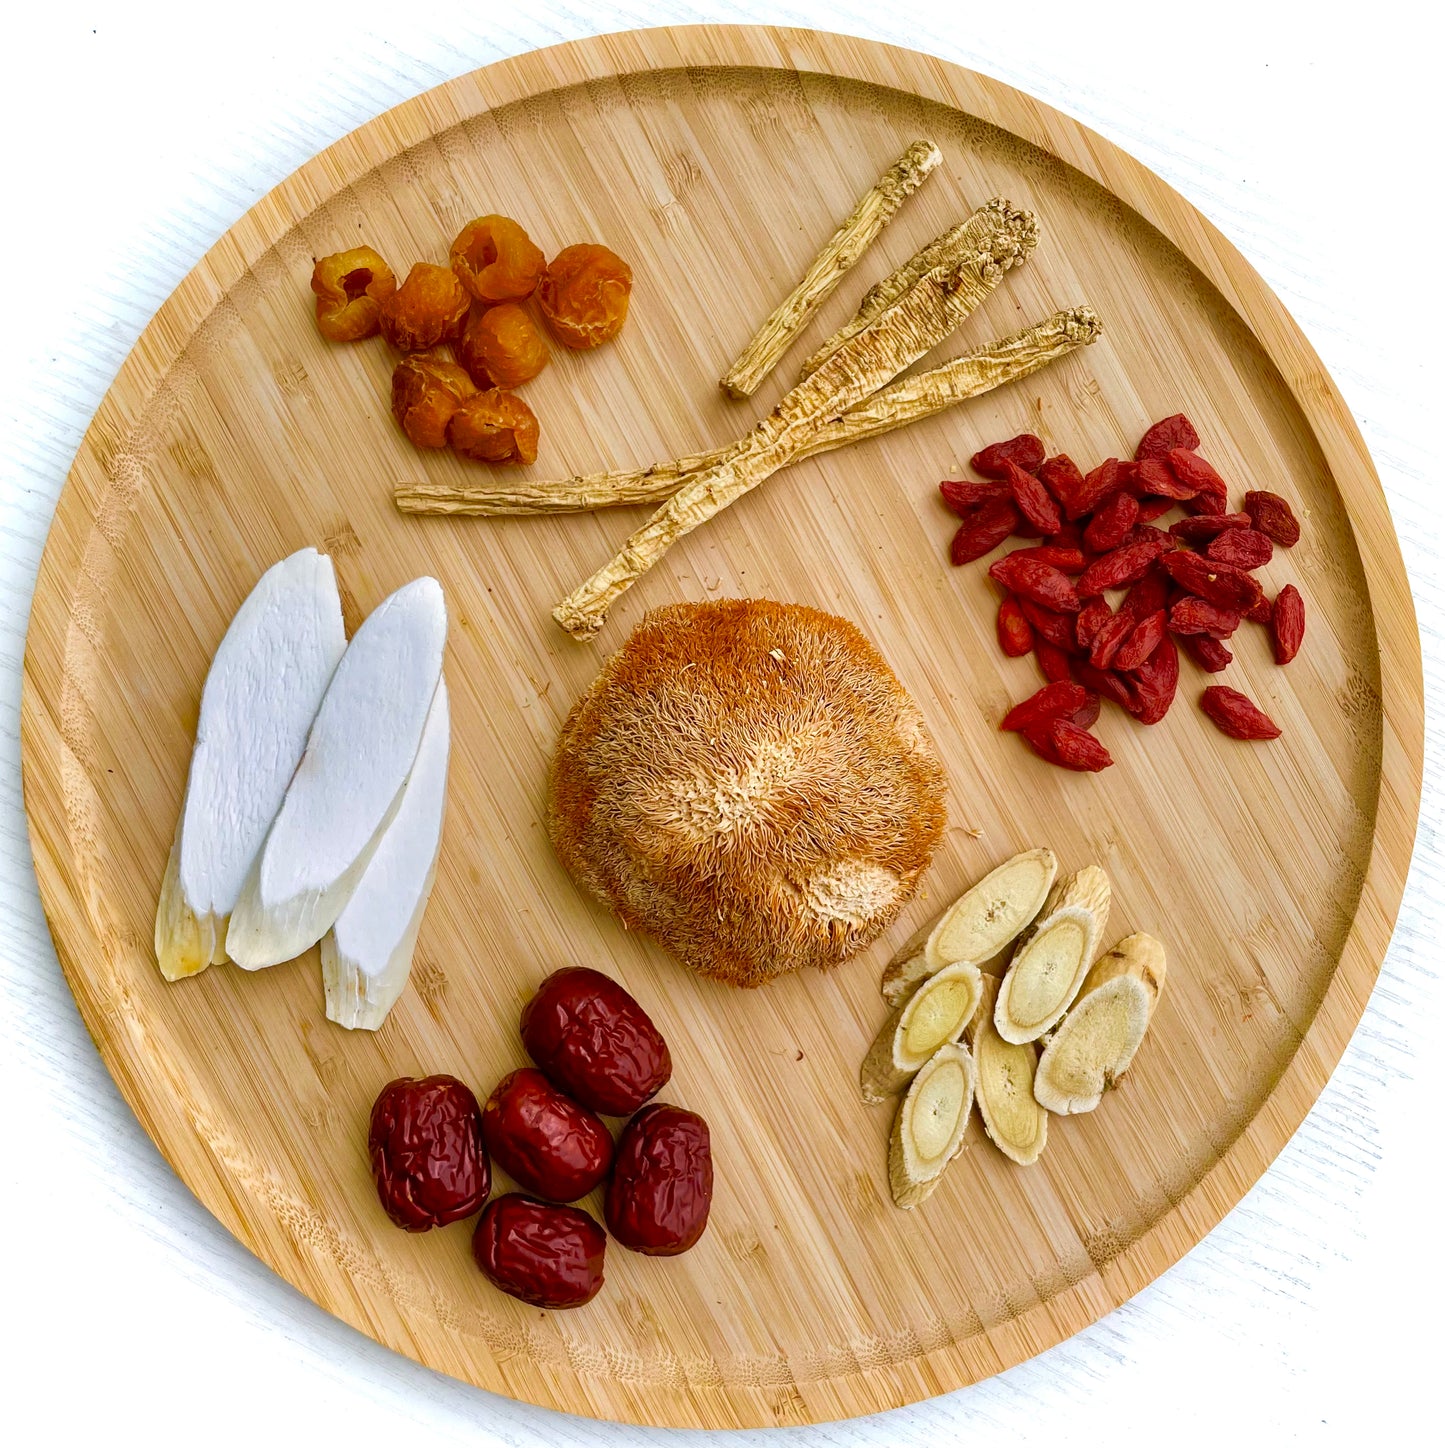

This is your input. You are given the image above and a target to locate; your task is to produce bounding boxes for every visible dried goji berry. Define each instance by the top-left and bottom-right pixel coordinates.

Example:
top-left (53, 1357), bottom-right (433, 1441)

top-left (1167, 449), bottom-right (1229, 512)
top-left (1000, 681), bottom-right (1090, 732)
top-left (1022, 718), bottom-right (1113, 772)
top-left (1135, 497), bottom-right (1177, 523)
top-left (1122, 634), bottom-right (1179, 724)
top-left (1244, 594), bottom-right (1274, 625)
top-left (940, 478), bottom-right (1009, 517)
top-left (1075, 597), bottom-right (1112, 652)
top-left (972, 433), bottom-right (1045, 479)
top-left (1131, 455), bottom-right (1197, 500)
top-left (1071, 691), bottom-right (1102, 729)
top-left (1200, 686), bottom-right (1281, 740)
top-left (1034, 637), bottom-right (1074, 683)
top-left (949, 497), bottom-right (1019, 564)
top-left (1076, 534), bottom-right (1175, 597)
top-left (1169, 512), bottom-right (1252, 542)
top-left (996, 596), bottom-right (1034, 657)
top-left (1083, 491), bottom-right (1140, 553)
top-left (1119, 566), bottom-right (1170, 622)
top-left (1070, 657), bottom-right (1136, 712)
top-left (1037, 454), bottom-right (1086, 511)
top-left (1243, 490), bottom-right (1301, 547)
top-left (1011, 544), bottom-right (1088, 573)
top-left (1002, 459), bottom-right (1063, 534)
top-left (1168, 596), bottom-right (1242, 639)
top-left (1205, 528), bottom-right (1273, 570)
top-left (1066, 457), bottom-right (1129, 520)
top-left (1160, 550), bottom-right (1263, 611)
top-left (1089, 611), bottom-right (1136, 670)
top-left (988, 555), bottom-right (1081, 613)
top-left (1270, 583), bottom-right (1305, 664)
top-left (1180, 634), bottom-right (1233, 672)
top-left (1112, 610), bottom-right (1167, 672)
top-left (1135, 413), bottom-right (1200, 461)
top-left (1018, 598), bottom-right (1082, 651)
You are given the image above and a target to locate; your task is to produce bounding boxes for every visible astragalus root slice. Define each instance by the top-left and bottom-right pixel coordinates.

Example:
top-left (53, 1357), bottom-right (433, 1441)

top-left (321, 677), bottom-right (450, 1030)
top-left (965, 974), bottom-right (1047, 1165)
top-left (553, 199), bottom-right (1038, 640)
top-left (993, 865), bottom-right (1111, 1044)
top-left (887, 1041), bottom-right (975, 1209)
top-left (154, 548), bottom-right (346, 982)
top-left (226, 576), bottom-right (447, 970)
top-left (860, 961), bottom-right (983, 1104)
top-left (396, 309), bottom-right (1101, 517)
top-left (1034, 932), bottom-right (1167, 1115)
top-left (719, 139), bottom-right (941, 399)
top-left (880, 847), bottom-right (1056, 1006)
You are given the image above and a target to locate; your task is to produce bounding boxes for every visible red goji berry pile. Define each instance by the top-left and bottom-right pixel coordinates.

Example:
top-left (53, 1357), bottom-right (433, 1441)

top-left (940, 414), bottom-right (1305, 770)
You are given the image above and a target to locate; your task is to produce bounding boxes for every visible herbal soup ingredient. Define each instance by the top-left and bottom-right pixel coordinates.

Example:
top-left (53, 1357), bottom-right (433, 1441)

top-left (471, 1194), bottom-right (606, 1309)
top-left (536, 243), bottom-right (633, 350)
top-left (396, 308), bottom-right (1100, 517)
top-left (604, 1104), bottom-right (713, 1255)
top-left (552, 199), bottom-right (1038, 640)
top-left (964, 974), bottom-right (1047, 1166)
top-left (391, 353), bottom-right (477, 449)
top-left (887, 1041), bottom-right (975, 1209)
top-left (1032, 933), bottom-right (1166, 1115)
top-left (449, 215), bottom-right (545, 305)
top-left (548, 599), bottom-right (947, 988)
top-left (720, 139), bottom-right (941, 398)
top-left (369, 1075), bottom-right (489, 1230)
top-left (155, 549), bottom-right (346, 981)
top-left (446, 388), bottom-right (539, 466)
top-left (993, 866), bottom-right (1111, 1044)
top-left (880, 846), bottom-right (1057, 1006)
top-left (321, 678), bottom-right (450, 1032)
top-left (481, 1068), bottom-right (614, 1202)
top-left (859, 961), bottom-right (984, 1104)
top-left (226, 577), bottom-right (447, 969)
top-left (455, 301), bottom-right (549, 388)
top-left (378, 262), bottom-right (470, 351)
top-left (311, 246), bottom-right (397, 342)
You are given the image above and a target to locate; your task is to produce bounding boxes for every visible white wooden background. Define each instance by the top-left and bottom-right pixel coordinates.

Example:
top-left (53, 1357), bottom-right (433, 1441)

top-left (1, 3), bottom-right (1439, 1441)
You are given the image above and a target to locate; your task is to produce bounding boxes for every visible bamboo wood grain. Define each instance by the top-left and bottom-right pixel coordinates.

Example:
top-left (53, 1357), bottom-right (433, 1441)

top-left (18, 25), bottom-right (1422, 1431)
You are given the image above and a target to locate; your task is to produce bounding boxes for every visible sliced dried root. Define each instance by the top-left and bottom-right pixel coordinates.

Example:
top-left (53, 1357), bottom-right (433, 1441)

top-left (553, 198), bottom-right (1038, 640)
top-left (887, 1041), bottom-right (975, 1209)
top-left (859, 961), bottom-right (982, 1104)
top-left (719, 139), bottom-right (941, 399)
top-left (1033, 932), bottom-right (1166, 1115)
top-left (880, 847), bottom-right (1056, 1006)
top-left (396, 308), bottom-right (1102, 517)
top-left (993, 865), bottom-right (1111, 1045)
top-left (965, 974), bottom-right (1047, 1165)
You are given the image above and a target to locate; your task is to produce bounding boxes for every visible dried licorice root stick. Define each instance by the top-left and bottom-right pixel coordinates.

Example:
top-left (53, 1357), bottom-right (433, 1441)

top-left (396, 308), bottom-right (1100, 516)
top-left (718, 139), bottom-right (941, 400)
top-left (553, 199), bottom-right (1038, 641)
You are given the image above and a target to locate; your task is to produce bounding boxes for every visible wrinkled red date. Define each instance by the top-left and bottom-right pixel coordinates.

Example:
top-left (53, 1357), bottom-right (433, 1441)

top-left (482, 1069), bottom-right (614, 1203)
top-left (605, 1105), bottom-right (713, 1256)
top-left (472, 1194), bottom-right (606, 1308)
top-left (369, 1075), bottom-right (489, 1232)
top-left (521, 967), bottom-right (672, 1116)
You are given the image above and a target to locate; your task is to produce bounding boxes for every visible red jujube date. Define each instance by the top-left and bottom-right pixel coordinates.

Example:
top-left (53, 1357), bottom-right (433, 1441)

top-left (605, 1104), bottom-right (713, 1256)
top-left (482, 1068), bottom-right (613, 1202)
top-left (369, 1075), bottom-right (489, 1231)
top-left (471, 1194), bottom-right (606, 1308)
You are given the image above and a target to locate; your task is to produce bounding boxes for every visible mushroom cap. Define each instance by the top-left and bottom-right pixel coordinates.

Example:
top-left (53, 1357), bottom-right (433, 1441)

top-left (547, 599), bottom-right (947, 988)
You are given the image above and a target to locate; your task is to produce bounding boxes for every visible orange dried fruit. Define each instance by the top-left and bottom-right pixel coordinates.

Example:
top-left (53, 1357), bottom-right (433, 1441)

top-left (311, 246), bottom-right (397, 342)
top-left (455, 303), bottom-right (550, 389)
top-left (391, 353), bottom-right (477, 449)
top-left (449, 215), bottom-right (545, 305)
top-left (537, 243), bottom-right (632, 350)
top-left (447, 388), bottom-right (540, 466)
top-left (378, 263), bottom-right (470, 352)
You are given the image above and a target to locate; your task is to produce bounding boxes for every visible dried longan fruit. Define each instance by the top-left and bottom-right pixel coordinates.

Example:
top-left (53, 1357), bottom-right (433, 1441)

top-left (391, 353), bottom-right (477, 448)
top-left (456, 303), bottom-right (549, 389)
top-left (311, 246), bottom-right (397, 342)
top-left (537, 243), bottom-right (632, 349)
top-left (450, 216), bottom-right (545, 305)
top-left (447, 388), bottom-right (539, 466)
top-left (378, 263), bottom-right (470, 351)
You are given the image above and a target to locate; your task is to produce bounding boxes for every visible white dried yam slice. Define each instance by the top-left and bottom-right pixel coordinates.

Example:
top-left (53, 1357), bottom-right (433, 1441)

top-left (887, 1042), bottom-right (975, 1209)
top-left (860, 961), bottom-right (982, 1104)
top-left (880, 847), bottom-right (1056, 1005)
top-left (1033, 932), bottom-right (1166, 1115)
top-left (966, 974), bottom-right (1047, 1165)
